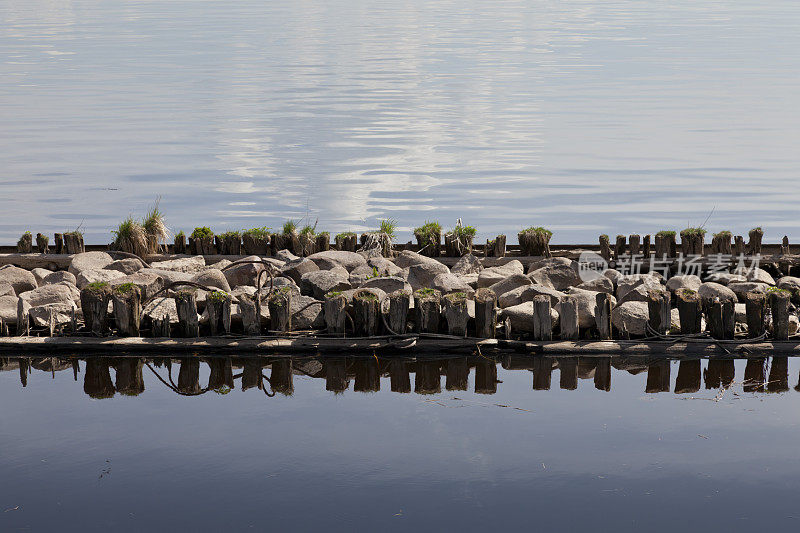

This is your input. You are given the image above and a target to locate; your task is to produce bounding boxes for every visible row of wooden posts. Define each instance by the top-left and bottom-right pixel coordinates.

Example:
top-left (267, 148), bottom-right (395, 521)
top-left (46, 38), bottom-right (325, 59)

top-left (15, 232), bottom-right (85, 254)
top-left (600, 228), bottom-right (776, 260)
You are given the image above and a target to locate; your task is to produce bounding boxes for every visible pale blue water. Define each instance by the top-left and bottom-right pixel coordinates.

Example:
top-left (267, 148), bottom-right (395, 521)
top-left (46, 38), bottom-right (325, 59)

top-left (1, 0), bottom-right (799, 244)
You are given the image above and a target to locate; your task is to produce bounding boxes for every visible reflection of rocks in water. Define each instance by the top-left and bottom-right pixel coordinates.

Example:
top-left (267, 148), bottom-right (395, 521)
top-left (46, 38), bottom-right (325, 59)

top-left (532, 358), bottom-right (552, 391)
top-left (594, 357), bottom-right (611, 392)
top-left (577, 358), bottom-right (595, 380)
top-left (115, 359), bottom-right (144, 396)
top-left (705, 359), bottom-right (735, 389)
top-left (503, 355), bottom-right (534, 370)
top-left (743, 358), bottom-right (766, 393)
top-left (768, 357), bottom-right (789, 393)
top-left (612, 357), bottom-right (648, 375)
top-left (207, 358), bottom-right (234, 391)
top-left (242, 359), bottom-right (263, 392)
top-left (445, 358), bottom-right (468, 391)
top-left (557, 358), bottom-right (577, 390)
top-left (646, 361), bottom-right (671, 393)
top-left (675, 360), bottom-right (701, 394)
top-left (354, 358), bottom-right (380, 393)
top-left (414, 361), bottom-right (441, 395)
top-left (388, 360), bottom-right (410, 393)
top-left (31, 357), bottom-right (72, 373)
top-left (325, 358), bottom-right (349, 393)
top-left (475, 361), bottom-right (497, 394)
top-left (177, 358), bottom-right (201, 394)
top-left (270, 359), bottom-right (294, 396)
top-left (84, 359), bottom-right (115, 399)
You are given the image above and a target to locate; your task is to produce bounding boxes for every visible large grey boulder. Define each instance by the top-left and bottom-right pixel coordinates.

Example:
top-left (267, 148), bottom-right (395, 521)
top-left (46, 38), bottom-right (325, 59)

top-left (367, 257), bottom-right (403, 277)
top-left (558, 287), bottom-right (615, 329)
top-left (431, 273), bottom-right (473, 295)
top-left (275, 249), bottom-right (298, 262)
top-left (291, 295), bottom-right (325, 329)
top-left (0, 295), bottom-right (18, 325)
top-left (104, 258), bottom-right (144, 275)
top-left (143, 297), bottom-right (179, 324)
top-left (697, 282), bottom-right (737, 303)
top-left (75, 269), bottom-right (126, 289)
top-left (109, 271), bottom-right (165, 300)
top-left (280, 258), bottom-right (319, 285)
top-left (19, 282), bottom-right (81, 308)
top-left (300, 269), bottom-right (351, 299)
top-left (777, 276), bottom-right (800, 292)
top-left (747, 268), bottom-right (776, 285)
top-left (0, 265), bottom-right (37, 294)
top-left (395, 250), bottom-right (441, 269)
top-left (665, 275), bottom-right (702, 293)
top-left (0, 282), bottom-right (14, 297)
top-left (451, 254), bottom-right (483, 276)
top-left (576, 276), bottom-right (614, 294)
top-left (31, 268), bottom-right (53, 285)
top-left (348, 264), bottom-right (378, 287)
top-left (361, 276), bottom-right (411, 294)
top-left (498, 284), bottom-right (565, 308)
top-left (29, 302), bottom-right (78, 327)
top-left (500, 302), bottom-right (559, 334)
top-left (68, 252), bottom-right (114, 276)
top-left (307, 250), bottom-right (367, 272)
top-left (611, 301), bottom-right (649, 336)
top-left (140, 268), bottom-right (192, 286)
top-left (528, 262), bottom-right (581, 291)
top-left (727, 282), bottom-right (770, 302)
top-left (526, 256), bottom-right (573, 274)
top-left (224, 255), bottom-right (265, 288)
top-left (477, 261), bottom-right (524, 288)
top-left (616, 274), bottom-right (662, 303)
top-left (149, 256), bottom-right (205, 273)
top-left (705, 272), bottom-right (745, 285)
top-left (191, 269), bottom-right (231, 292)
top-left (603, 269), bottom-right (624, 290)
top-left (488, 274), bottom-right (532, 299)
top-left (42, 271), bottom-right (77, 286)
top-left (407, 261), bottom-right (449, 290)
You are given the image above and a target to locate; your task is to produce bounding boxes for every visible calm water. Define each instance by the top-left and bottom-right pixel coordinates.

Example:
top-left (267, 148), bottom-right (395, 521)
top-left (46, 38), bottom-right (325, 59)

top-left (1, 355), bottom-right (800, 531)
top-left (2, 1), bottom-right (800, 245)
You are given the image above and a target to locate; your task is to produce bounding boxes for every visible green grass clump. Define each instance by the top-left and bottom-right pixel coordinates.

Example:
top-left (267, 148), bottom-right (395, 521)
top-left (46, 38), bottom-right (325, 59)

top-left (299, 224), bottom-right (316, 237)
top-left (325, 291), bottom-right (343, 299)
top-left (114, 282), bottom-right (139, 294)
top-left (446, 291), bottom-right (467, 300)
top-left (112, 216), bottom-right (148, 257)
top-left (680, 227), bottom-right (707, 237)
top-left (377, 219), bottom-right (398, 239)
top-left (449, 224), bottom-right (476, 239)
top-left (415, 288), bottom-right (438, 297)
top-left (335, 231), bottom-right (356, 240)
top-left (414, 221), bottom-right (442, 238)
top-left (282, 220), bottom-right (298, 234)
top-left (85, 282), bottom-right (109, 291)
top-left (355, 291), bottom-right (378, 301)
top-left (218, 230), bottom-right (241, 239)
top-left (191, 226), bottom-right (214, 239)
top-left (209, 290), bottom-right (229, 302)
top-left (713, 230), bottom-right (732, 238)
top-left (656, 230), bottom-right (676, 238)
top-left (520, 226), bottom-right (553, 237)
top-left (175, 230), bottom-right (185, 239)
top-left (214, 385), bottom-right (232, 395)
top-left (243, 226), bottom-right (271, 239)
top-left (767, 286), bottom-right (790, 295)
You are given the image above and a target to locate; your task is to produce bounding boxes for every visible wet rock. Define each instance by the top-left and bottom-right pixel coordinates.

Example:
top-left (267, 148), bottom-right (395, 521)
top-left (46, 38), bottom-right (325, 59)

top-left (280, 258), bottom-right (319, 285)
top-left (149, 256), bottom-right (205, 273)
top-left (104, 258), bottom-right (144, 275)
top-left (665, 275), bottom-right (702, 293)
top-left (0, 265), bottom-right (37, 294)
top-left (307, 250), bottom-right (367, 272)
top-left (528, 262), bottom-right (581, 291)
top-left (361, 276), bottom-right (411, 294)
top-left (431, 272), bottom-right (473, 295)
top-left (697, 282), bottom-right (737, 303)
top-left (42, 271), bottom-right (77, 286)
top-left (498, 284), bottom-right (565, 309)
top-left (68, 252), bottom-right (114, 276)
top-left (75, 269), bottom-right (126, 289)
top-left (191, 269), bottom-right (231, 292)
top-left (451, 253), bottom-right (483, 276)
top-left (300, 269), bottom-right (351, 299)
top-left (611, 301), bottom-right (649, 336)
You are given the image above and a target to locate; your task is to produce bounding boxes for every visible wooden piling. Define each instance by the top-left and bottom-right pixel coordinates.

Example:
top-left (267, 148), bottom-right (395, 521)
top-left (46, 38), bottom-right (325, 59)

top-left (63, 232), bottom-right (84, 254)
top-left (614, 235), bottom-right (626, 261)
top-left (175, 290), bottom-right (200, 338)
top-left (353, 291), bottom-right (380, 336)
top-left (596, 292), bottom-right (613, 340)
top-left (174, 233), bottom-right (187, 254)
top-left (748, 227), bottom-right (763, 255)
top-left (599, 234), bottom-right (612, 261)
top-left (676, 289), bottom-right (701, 334)
top-left (642, 234), bottom-right (651, 259)
top-left (745, 291), bottom-right (767, 338)
top-left (17, 233), bottom-right (32, 253)
top-left (323, 293), bottom-right (347, 335)
top-left (532, 357), bottom-right (552, 390)
top-left (769, 289), bottom-right (790, 341)
top-left (474, 288), bottom-right (497, 339)
top-left (206, 291), bottom-right (232, 336)
top-left (335, 233), bottom-right (357, 252)
top-left (315, 233), bottom-right (330, 253)
top-left (781, 235), bottom-right (790, 255)
top-left (734, 235), bottom-right (745, 256)
top-left (54, 233), bottom-right (64, 254)
top-left (35, 233), bottom-right (49, 254)
top-left (532, 295), bottom-right (552, 341)
top-left (487, 234), bottom-right (506, 257)
top-left (442, 292), bottom-right (469, 336)
top-left (238, 295), bottom-right (260, 336)
top-left (80, 283), bottom-right (111, 335)
top-left (151, 315), bottom-right (171, 337)
top-left (387, 290), bottom-right (410, 335)
top-left (268, 287), bottom-right (292, 332)
top-left (646, 289), bottom-right (671, 335)
top-left (414, 289), bottom-right (441, 333)
top-left (112, 284), bottom-right (141, 337)
top-left (628, 234), bottom-right (641, 256)
top-left (242, 233), bottom-right (269, 255)
top-left (559, 295), bottom-right (579, 340)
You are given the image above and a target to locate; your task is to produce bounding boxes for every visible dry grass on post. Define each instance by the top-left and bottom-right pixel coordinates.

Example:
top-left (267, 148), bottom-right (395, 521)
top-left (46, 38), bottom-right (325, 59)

top-left (444, 221), bottom-right (476, 257)
top-left (112, 217), bottom-right (148, 258)
top-left (142, 200), bottom-right (169, 254)
top-left (413, 221), bottom-right (442, 257)
top-left (518, 227), bottom-right (552, 257)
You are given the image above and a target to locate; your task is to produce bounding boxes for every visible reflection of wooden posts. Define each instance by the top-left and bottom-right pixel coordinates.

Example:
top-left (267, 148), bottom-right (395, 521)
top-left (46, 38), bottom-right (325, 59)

top-left (675, 360), bottom-right (701, 393)
top-left (532, 295), bottom-right (552, 341)
top-left (559, 296), bottom-right (579, 340)
top-left (270, 359), bottom-right (294, 395)
top-left (353, 292), bottom-right (380, 336)
top-left (207, 291), bottom-right (232, 336)
top-left (175, 291), bottom-right (200, 338)
top-left (115, 358), bottom-right (144, 396)
top-left (596, 293), bottom-right (613, 340)
top-left (768, 356), bottom-right (789, 393)
top-left (387, 290), bottom-right (410, 334)
top-left (325, 358), bottom-right (349, 393)
top-left (474, 288), bottom-right (497, 338)
top-left (594, 357), bottom-right (611, 391)
top-left (323, 294), bottom-right (347, 335)
top-left (177, 358), bottom-right (201, 394)
top-left (112, 285), bottom-right (141, 337)
top-left (647, 289), bottom-right (671, 335)
top-left (558, 358), bottom-right (578, 390)
top-left (207, 358), bottom-right (234, 390)
top-left (389, 360), bottom-right (411, 393)
top-left (705, 359), bottom-right (722, 389)
top-left (414, 289), bottom-right (441, 333)
top-left (532, 357), bottom-right (552, 390)
top-left (578, 357), bottom-right (596, 380)
top-left (268, 288), bottom-right (292, 332)
top-left (84, 358), bottom-right (115, 398)
top-left (745, 292), bottom-right (767, 338)
top-left (19, 358), bottom-right (28, 387)
top-left (475, 360), bottom-right (497, 394)
top-left (414, 360), bottom-right (441, 394)
top-left (599, 234), bottom-right (612, 261)
top-left (769, 290), bottom-right (790, 341)
top-left (743, 358), bottom-right (766, 392)
top-left (354, 358), bottom-right (380, 392)
top-left (442, 292), bottom-right (469, 336)
top-left (676, 289), bottom-right (702, 334)
top-left (445, 358), bottom-right (469, 391)
top-left (646, 360), bottom-right (671, 393)
top-left (81, 283), bottom-right (111, 335)
top-left (242, 359), bottom-right (263, 391)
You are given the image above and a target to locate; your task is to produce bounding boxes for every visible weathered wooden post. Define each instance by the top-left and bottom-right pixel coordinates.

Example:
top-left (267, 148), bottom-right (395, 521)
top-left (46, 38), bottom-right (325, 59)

top-left (36, 233), bottom-right (49, 253)
top-left (676, 288), bottom-right (702, 334)
top-left (733, 235), bottom-right (745, 256)
top-left (781, 235), bottom-right (790, 255)
top-left (518, 228), bottom-right (552, 257)
top-left (323, 293), bottom-right (347, 334)
top-left (599, 234), bottom-right (612, 261)
top-left (647, 289), bottom-right (671, 335)
top-left (175, 290), bottom-right (200, 337)
top-left (335, 233), bottom-right (357, 252)
top-left (268, 287), bottom-right (292, 332)
top-left (414, 289), bottom-right (441, 333)
top-left (16, 232), bottom-right (32, 253)
top-left (315, 233), bottom-right (330, 253)
top-left (745, 291), bottom-right (767, 338)
top-left (445, 358), bottom-right (469, 390)
top-left (474, 288), bottom-right (496, 338)
top-left (532, 295), bottom-right (552, 341)
top-left (596, 292), bottom-right (613, 340)
top-left (614, 235), bottom-right (626, 261)
top-left (206, 290), bottom-right (232, 335)
top-left (63, 232), bottom-right (84, 254)
top-left (54, 233), bottom-right (64, 254)
top-left (769, 289), bottom-right (790, 340)
top-left (706, 297), bottom-right (724, 339)
top-left (642, 234), bottom-right (651, 259)
top-left (353, 291), bottom-right (380, 336)
top-left (151, 315), bottom-right (171, 337)
top-left (387, 290), bottom-right (410, 334)
top-left (224, 234), bottom-right (242, 255)
top-left (80, 282), bottom-right (111, 335)
top-left (628, 234), bottom-right (641, 256)
top-left (112, 284), bottom-right (141, 337)
top-left (487, 235), bottom-right (506, 257)
top-left (748, 227), bottom-right (763, 255)
top-left (442, 292), bottom-right (469, 336)
top-left (559, 295), bottom-right (579, 340)
top-left (238, 294), bottom-right (260, 335)
top-left (174, 233), bottom-right (187, 254)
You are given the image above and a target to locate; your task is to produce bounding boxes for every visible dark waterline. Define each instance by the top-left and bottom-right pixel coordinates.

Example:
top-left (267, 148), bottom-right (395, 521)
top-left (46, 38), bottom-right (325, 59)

top-left (2, 355), bottom-right (800, 531)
